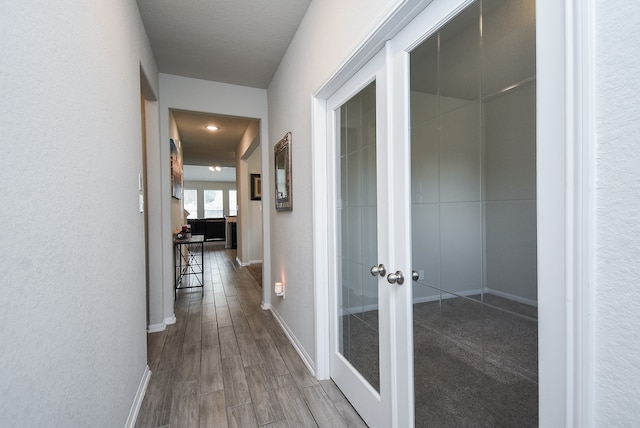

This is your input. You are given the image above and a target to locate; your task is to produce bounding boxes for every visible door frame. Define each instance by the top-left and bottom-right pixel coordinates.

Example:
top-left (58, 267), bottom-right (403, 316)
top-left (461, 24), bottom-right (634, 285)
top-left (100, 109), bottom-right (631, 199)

top-left (311, 0), bottom-right (595, 426)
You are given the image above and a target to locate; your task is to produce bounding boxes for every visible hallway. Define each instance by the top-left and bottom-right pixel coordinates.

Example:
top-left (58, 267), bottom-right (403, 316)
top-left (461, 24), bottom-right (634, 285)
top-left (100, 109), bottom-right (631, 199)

top-left (135, 245), bottom-right (366, 427)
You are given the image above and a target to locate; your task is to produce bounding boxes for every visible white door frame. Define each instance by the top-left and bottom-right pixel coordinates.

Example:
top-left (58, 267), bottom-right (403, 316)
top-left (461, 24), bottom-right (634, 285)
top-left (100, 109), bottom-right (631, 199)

top-left (311, 0), bottom-right (595, 425)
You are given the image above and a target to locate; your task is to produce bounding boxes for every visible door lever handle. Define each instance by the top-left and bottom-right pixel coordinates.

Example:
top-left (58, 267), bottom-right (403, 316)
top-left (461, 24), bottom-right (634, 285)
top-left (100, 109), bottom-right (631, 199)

top-left (370, 264), bottom-right (386, 277)
top-left (387, 271), bottom-right (405, 285)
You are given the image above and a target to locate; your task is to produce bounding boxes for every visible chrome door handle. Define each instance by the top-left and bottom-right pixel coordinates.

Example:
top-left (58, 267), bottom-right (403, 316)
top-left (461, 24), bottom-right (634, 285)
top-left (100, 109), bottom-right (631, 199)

top-left (370, 264), bottom-right (387, 277)
top-left (412, 271), bottom-right (419, 281)
top-left (387, 271), bottom-right (405, 285)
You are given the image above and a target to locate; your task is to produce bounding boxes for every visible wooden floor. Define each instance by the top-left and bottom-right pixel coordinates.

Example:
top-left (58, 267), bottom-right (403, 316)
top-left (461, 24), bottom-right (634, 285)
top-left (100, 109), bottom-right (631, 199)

top-left (135, 245), bottom-right (366, 428)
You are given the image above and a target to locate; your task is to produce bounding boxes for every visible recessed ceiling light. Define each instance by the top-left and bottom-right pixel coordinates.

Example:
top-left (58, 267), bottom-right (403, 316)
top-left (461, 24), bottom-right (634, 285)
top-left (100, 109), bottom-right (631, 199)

top-left (205, 125), bottom-right (219, 131)
top-left (209, 166), bottom-right (222, 172)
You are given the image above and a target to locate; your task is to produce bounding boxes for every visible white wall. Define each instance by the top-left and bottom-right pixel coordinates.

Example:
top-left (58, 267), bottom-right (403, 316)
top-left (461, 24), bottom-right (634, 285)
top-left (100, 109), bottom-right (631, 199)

top-left (594, 1), bottom-right (640, 425)
top-left (237, 120), bottom-right (264, 265)
top-left (246, 145), bottom-right (264, 263)
top-left (267, 0), bottom-right (403, 370)
top-left (0, 0), bottom-right (158, 425)
top-left (157, 74), bottom-right (270, 318)
top-left (484, 85), bottom-right (537, 303)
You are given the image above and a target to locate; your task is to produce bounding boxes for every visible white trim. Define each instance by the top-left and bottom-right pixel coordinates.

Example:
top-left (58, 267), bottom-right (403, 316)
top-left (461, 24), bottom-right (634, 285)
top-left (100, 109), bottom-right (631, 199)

top-left (313, 0), bottom-right (436, 99)
top-left (235, 257), bottom-right (263, 267)
top-left (270, 307), bottom-right (316, 376)
top-left (566, 0), bottom-right (596, 425)
top-left (537, 0), bottom-right (586, 425)
top-left (311, 95), bottom-right (330, 380)
top-left (147, 314), bottom-right (176, 332)
top-left (484, 289), bottom-right (538, 308)
top-left (147, 321), bottom-right (165, 333)
top-left (125, 365), bottom-right (151, 428)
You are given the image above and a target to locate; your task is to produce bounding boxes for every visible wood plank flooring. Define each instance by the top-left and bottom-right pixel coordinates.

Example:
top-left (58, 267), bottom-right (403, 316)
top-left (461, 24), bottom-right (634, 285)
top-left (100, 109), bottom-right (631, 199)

top-left (136, 245), bottom-right (366, 428)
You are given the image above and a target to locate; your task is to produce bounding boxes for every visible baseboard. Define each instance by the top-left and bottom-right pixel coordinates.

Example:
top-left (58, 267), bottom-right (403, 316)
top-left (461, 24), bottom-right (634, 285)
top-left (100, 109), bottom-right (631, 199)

top-left (147, 321), bottom-right (165, 333)
top-left (485, 288), bottom-right (538, 307)
top-left (125, 365), bottom-right (151, 428)
top-left (236, 257), bottom-right (263, 267)
top-left (412, 288), bottom-right (484, 305)
top-left (147, 314), bottom-right (176, 333)
top-left (270, 307), bottom-right (316, 377)
top-left (261, 302), bottom-right (271, 310)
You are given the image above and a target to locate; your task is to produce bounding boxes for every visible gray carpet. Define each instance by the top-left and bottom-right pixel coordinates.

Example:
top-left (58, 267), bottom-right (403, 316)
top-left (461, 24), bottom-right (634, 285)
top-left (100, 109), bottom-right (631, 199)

top-left (341, 294), bottom-right (538, 427)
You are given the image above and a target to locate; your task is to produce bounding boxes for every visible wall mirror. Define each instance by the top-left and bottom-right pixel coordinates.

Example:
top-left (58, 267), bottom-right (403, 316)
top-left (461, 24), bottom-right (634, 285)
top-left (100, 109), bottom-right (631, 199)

top-left (274, 132), bottom-right (292, 211)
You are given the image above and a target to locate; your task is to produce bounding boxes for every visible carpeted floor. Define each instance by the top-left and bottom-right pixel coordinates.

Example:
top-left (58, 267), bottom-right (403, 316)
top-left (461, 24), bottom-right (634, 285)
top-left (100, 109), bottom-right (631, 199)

top-left (341, 294), bottom-right (538, 427)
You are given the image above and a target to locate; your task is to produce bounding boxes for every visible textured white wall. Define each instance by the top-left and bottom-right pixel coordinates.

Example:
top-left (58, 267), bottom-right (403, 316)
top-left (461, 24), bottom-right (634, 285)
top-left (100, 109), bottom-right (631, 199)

top-left (267, 0), bottom-right (401, 368)
top-left (594, 1), bottom-right (640, 425)
top-left (0, 0), bottom-right (158, 426)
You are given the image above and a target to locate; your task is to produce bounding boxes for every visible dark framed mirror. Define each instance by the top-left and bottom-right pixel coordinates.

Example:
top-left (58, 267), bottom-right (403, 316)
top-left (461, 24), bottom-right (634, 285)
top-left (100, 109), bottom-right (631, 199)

top-left (274, 132), bottom-right (292, 211)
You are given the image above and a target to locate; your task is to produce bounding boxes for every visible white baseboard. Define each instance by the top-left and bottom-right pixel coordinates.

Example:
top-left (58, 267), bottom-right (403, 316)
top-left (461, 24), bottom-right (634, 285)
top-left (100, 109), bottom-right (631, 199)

top-left (147, 321), bottom-right (165, 333)
top-left (485, 288), bottom-right (538, 307)
top-left (339, 288), bottom-right (536, 315)
top-left (270, 307), bottom-right (316, 377)
top-left (261, 302), bottom-right (271, 310)
top-left (147, 314), bottom-right (176, 333)
top-left (236, 257), bottom-right (264, 266)
top-left (412, 288), bottom-right (484, 305)
top-left (125, 365), bottom-right (151, 428)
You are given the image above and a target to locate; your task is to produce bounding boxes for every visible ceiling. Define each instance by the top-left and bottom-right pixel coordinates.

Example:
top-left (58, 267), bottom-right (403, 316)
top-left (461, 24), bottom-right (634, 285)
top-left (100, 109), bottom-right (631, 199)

top-left (137, 0), bottom-right (311, 177)
top-left (171, 109), bottom-right (252, 167)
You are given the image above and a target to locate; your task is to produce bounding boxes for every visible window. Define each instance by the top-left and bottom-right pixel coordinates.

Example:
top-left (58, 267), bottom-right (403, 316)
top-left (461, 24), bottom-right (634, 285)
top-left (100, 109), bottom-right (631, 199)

top-left (204, 189), bottom-right (223, 218)
top-left (183, 189), bottom-right (197, 219)
top-left (229, 190), bottom-right (238, 216)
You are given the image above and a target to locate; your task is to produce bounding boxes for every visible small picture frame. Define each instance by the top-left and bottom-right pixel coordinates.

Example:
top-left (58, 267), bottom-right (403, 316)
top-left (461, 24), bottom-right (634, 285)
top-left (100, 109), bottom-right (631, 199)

top-left (251, 173), bottom-right (262, 200)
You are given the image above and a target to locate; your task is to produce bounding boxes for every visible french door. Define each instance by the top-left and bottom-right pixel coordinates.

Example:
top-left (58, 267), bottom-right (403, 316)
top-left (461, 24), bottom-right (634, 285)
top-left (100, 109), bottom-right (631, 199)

top-left (327, 0), bottom-right (540, 427)
top-left (326, 48), bottom-right (405, 428)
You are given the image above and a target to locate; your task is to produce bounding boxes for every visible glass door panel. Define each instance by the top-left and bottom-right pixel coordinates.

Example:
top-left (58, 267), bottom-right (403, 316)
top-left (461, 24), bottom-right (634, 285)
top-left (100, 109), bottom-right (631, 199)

top-left (328, 49), bottom-right (391, 427)
top-left (338, 81), bottom-right (380, 391)
top-left (410, 0), bottom-right (538, 426)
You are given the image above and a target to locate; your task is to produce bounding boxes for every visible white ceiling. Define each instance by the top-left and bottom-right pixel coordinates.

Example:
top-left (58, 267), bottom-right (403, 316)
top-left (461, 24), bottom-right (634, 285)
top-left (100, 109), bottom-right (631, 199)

top-left (136, 0), bottom-right (311, 89)
top-left (183, 165), bottom-right (237, 183)
top-left (137, 0), bottom-right (311, 180)
top-left (171, 109), bottom-right (253, 167)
